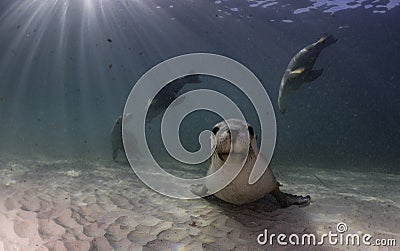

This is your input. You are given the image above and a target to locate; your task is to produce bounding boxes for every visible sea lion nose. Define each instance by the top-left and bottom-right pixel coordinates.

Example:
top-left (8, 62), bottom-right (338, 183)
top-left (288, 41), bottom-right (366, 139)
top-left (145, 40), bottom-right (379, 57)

top-left (227, 129), bottom-right (238, 140)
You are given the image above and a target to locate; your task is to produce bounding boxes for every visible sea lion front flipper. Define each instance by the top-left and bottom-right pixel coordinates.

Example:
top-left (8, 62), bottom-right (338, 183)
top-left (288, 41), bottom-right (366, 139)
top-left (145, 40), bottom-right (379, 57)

top-left (270, 187), bottom-right (311, 208)
top-left (190, 184), bottom-right (209, 197)
top-left (289, 67), bottom-right (305, 76)
top-left (303, 69), bottom-right (323, 83)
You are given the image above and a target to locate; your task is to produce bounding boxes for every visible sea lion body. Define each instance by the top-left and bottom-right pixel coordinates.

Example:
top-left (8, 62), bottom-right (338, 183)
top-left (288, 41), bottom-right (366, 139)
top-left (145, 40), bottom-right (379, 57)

top-left (207, 120), bottom-right (278, 204)
top-left (111, 116), bottom-right (124, 161)
top-left (111, 113), bottom-right (133, 161)
top-left (278, 33), bottom-right (337, 114)
top-left (204, 119), bottom-right (310, 207)
top-left (146, 75), bottom-right (202, 122)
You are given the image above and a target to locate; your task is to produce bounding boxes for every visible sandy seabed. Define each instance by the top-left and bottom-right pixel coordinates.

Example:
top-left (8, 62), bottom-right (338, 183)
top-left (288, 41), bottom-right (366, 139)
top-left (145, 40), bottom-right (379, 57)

top-left (0, 155), bottom-right (398, 251)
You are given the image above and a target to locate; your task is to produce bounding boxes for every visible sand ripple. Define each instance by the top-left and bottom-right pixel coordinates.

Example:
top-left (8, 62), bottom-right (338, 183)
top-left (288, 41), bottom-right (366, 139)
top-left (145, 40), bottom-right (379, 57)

top-left (0, 158), bottom-right (398, 250)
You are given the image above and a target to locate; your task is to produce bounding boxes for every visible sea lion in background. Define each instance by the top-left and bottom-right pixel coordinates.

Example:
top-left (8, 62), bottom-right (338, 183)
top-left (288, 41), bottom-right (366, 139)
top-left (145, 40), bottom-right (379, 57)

top-left (111, 116), bottom-right (123, 161)
top-left (195, 119), bottom-right (310, 207)
top-left (278, 33), bottom-right (338, 114)
top-left (146, 74), bottom-right (202, 123)
top-left (111, 113), bottom-right (133, 161)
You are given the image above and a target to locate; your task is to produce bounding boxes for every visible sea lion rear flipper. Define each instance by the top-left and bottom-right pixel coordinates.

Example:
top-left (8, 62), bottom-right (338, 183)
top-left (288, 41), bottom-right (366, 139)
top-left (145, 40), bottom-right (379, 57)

top-left (270, 187), bottom-right (311, 208)
top-left (317, 33), bottom-right (338, 48)
top-left (304, 69), bottom-right (323, 83)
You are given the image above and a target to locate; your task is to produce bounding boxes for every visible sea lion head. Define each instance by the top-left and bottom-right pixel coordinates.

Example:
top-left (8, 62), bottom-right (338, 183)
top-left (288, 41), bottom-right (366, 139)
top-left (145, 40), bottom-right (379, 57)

top-left (210, 119), bottom-right (258, 163)
top-left (206, 119), bottom-right (279, 205)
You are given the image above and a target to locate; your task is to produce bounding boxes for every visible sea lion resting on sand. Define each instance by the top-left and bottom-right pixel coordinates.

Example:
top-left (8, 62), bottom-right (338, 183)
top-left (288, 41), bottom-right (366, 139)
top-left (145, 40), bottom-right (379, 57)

top-left (196, 119), bottom-right (310, 207)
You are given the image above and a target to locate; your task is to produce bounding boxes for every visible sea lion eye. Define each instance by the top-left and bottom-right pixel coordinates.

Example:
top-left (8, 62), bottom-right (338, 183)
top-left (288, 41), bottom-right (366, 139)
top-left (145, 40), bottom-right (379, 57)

top-left (212, 126), bottom-right (219, 135)
top-left (248, 126), bottom-right (254, 137)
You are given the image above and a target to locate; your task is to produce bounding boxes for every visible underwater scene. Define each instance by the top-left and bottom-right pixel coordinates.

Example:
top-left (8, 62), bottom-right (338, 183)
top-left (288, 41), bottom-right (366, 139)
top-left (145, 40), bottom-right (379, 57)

top-left (0, 0), bottom-right (399, 250)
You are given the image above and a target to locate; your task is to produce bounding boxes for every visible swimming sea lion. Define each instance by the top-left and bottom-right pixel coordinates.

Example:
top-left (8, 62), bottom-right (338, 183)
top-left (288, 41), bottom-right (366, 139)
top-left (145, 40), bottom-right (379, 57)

top-left (198, 119), bottom-right (310, 207)
top-left (278, 33), bottom-right (337, 114)
top-left (146, 74), bottom-right (202, 123)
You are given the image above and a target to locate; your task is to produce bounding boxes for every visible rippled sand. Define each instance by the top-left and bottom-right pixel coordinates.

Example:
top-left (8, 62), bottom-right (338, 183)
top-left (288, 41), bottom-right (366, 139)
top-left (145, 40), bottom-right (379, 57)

top-left (0, 155), bottom-right (398, 251)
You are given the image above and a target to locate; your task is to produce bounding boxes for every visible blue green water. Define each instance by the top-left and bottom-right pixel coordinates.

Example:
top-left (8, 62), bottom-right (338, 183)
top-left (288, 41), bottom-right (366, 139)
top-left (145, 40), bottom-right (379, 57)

top-left (0, 0), bottom-right (399, 172)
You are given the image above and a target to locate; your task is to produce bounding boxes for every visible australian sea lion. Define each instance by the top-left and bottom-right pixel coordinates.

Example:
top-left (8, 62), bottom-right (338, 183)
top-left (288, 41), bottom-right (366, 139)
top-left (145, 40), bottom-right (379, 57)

top-left (146, 74), bottom-right (202, 123)
top-left (278, 33), bottom-right (338, 114)
top-left (111, 116), bottom-right (124, 161)
top-left (196, 119), bottom-right (310, 207)
top-left (111, 113), bottom-right (133, 161)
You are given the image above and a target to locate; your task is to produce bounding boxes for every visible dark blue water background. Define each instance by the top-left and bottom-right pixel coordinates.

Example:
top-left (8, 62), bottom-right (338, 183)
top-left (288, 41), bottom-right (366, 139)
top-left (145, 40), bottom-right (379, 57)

top-left (0, 0), bottom-right (399, 172)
